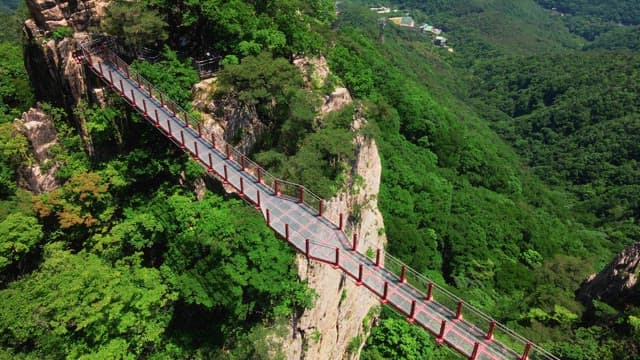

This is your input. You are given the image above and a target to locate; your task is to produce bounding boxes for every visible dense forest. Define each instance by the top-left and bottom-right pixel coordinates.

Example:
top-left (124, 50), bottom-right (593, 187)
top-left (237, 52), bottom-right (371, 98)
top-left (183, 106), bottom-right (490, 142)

top-left (1, 0), bottom-right (640, 359)
top-left (534, 0), bottom-right (640, 48)
top-left (337, 0), bottom-right (640, 358)
top-left (0, 1), bottom-right (325, 358)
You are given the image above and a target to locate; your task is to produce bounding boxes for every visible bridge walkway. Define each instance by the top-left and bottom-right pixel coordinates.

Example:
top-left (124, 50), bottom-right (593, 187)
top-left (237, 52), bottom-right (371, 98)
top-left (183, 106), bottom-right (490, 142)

top-left (76, 42), bottom-right (558, 360)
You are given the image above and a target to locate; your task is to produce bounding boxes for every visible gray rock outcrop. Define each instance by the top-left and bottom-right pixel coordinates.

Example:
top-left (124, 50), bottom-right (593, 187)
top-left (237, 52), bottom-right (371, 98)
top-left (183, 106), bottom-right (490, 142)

top-left (283, 129), bottom-right (386, 360)
top-left (15, 108), bottom-right (60, 193)
top-left (24, 0), bottom-right (110, 157)
top-left (192, 61), bottom-right (386, 359)
top-left (280, 65), bottom-right (386, 360)
top-left (579, 242), bottom-right (640, 308)
top-left (192, 78), bottom-right (265, 154)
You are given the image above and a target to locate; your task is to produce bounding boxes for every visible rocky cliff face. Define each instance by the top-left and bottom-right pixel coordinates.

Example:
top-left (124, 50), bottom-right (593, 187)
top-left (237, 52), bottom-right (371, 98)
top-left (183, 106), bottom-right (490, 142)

top-left (23, 0), bottom-right (110, 158)
top-left (26, 0), bottom-right (106, 33)
top-left (579, 242), bottom-right (640, 308)
top-left (282, 58), bottom-right (386, 360)
top-left (282, 128), bottom-right (386, 360)
top-left (23, 0), bottom-right (106, 108)
top-left (24, 2), bottom-right (386, 356)
top-left (193, 59), bottom-right (386, 359)
top-left (15, 108), bottom-right (60, 193)
top-left (192, 78), bottom-right (266, 154)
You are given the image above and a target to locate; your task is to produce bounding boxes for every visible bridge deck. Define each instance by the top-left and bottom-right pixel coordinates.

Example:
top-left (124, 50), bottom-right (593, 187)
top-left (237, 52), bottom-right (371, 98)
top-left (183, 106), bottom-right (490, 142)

top-left (78, 43), bottom-right (556, 360)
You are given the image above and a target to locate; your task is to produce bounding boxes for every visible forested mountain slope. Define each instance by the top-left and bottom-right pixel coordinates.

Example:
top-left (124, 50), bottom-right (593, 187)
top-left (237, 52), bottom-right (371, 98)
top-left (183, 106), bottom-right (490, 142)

top-left (535, 0), bottom-right (640, 25)
top-left (535, 0), bottom-right (640, 49)
top-left (472, 53), bottom-right (640, 247)
top-left (1, 0), bottom-right (331, 358)
top-left (0, 0), bottom-right (19, 11)
top-left (342, 0), bottom-right (640, 358)
top-left (1, 0), bottom-right (640, 358)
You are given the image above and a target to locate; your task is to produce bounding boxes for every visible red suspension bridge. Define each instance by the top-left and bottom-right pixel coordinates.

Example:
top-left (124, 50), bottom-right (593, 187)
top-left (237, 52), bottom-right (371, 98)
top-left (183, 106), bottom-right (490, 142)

top-left (77, 40), bottom-right (558, 360)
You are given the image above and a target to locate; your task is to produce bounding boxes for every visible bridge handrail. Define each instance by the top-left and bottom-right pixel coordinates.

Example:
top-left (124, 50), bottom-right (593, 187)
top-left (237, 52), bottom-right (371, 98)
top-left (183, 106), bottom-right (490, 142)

top-left (81, 41), bottom-right (329, 221)
top-left (384, 254), bottom-right (558, 358)
top-left (79, 40), bottom-right (559, 360)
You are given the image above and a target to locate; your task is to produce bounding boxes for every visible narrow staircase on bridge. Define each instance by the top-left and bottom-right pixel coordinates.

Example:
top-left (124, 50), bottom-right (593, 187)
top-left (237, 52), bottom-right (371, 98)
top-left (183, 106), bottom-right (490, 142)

top-left (76, 41), bottom-right (558, 360)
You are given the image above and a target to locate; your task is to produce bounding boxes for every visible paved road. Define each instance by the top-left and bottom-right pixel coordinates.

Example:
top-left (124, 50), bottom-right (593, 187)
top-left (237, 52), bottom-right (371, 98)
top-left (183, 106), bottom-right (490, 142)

top-left (84, 50), bottom-right (534, 360)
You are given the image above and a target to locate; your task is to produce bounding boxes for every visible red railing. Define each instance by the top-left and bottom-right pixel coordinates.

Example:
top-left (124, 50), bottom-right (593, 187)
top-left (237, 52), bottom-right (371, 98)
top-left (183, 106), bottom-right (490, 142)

top-left (79, 39), bottom-right (559, 360)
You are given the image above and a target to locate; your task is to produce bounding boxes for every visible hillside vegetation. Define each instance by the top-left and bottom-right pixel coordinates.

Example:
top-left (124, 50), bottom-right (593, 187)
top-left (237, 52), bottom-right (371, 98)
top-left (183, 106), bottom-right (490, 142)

top-left (534, 0), bottom-right (640, 49)
top-left (1, 0), bottom-right (640, 358)
top-left (0, 1), bottom-right (333, 358)
top-left (340, 0), bottom-right (640, 358)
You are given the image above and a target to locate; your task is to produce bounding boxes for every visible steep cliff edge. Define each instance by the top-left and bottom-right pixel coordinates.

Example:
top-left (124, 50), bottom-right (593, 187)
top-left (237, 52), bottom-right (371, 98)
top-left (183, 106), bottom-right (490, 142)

top-left (23, 0), bottom-right (109, 157)
top-left (283, 57), bottom-right (387, 360)
top-left (193, 58), bottom-right (386, 359)
top-left (192, 78), bottom-right (266, 154)
top-left (283, 123), bottom-right (386, 360)
top-left (24, 2), bottom-right (386, 357)
top-left (23, 0), bottom-right (107, 108)
top-left (579, 242), bottom-right (640, 308)
top-left (15, 108), bottom-right (60, 193)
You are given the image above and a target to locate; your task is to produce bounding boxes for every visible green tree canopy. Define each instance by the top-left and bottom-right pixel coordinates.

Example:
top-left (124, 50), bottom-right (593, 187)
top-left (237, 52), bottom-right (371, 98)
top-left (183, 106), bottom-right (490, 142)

top-left (361, 317), bottom-right (435, 360)
top-left (0, 213), bottom-right (42, 278)
top-left (0, 42), bottom-right (33, 123)
top-left (0, 243), bottom-right (177, 358)
top-left (100, 0), bottom-right (168, 51)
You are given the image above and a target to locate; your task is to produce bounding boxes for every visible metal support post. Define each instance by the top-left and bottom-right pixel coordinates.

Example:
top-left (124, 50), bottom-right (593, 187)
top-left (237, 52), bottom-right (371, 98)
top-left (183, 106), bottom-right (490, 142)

top-left (352, 233), bottom-right (358, 251)
top-left (108, 70), bottom-right (114, 86)
top-left (470, 343), bottom-right (480, 360)
top-left (210, 133), bottom-right (216, 149)
top-left (154, 109), bottom-right (160, 127)
top-left (142, 99), bottom-right (148, 116)
top-left (318, 199), bottom-right (323, 217)
top-left (208, 153), bottom-right (213, 173)
top-left (266, 208), bottom-right (270, 226)
top-left (486, 321), bottom-right (496, 340)
top-left (298, 185), bottom-right (304, 204)
top-left (520, 343), bottom-right (532, 360)
top-left (239, 177), bottom-right (244, 197)
top-left (98, 62), bottom-right (104, 77)
top-left (305, 239), bottom-right (310, 259)
top-left (241, 155), bottom-right (246, 171)
top-left (184, 111), bottom-right (189, 128)
top-left (274, 180), bottom-right (280, 196)
top-left (339, 213), bottom-right (343, 230)
top-left (333, 248), bottom-right (340, 269)
top-left (375, 249), bottom-right (381, 267)
top-left (197, 123), bottom-right (202, 137)
top-left (223, 165), bottom-right (229, 184)
top-left (455, 301), bottom-right (464, 320)
top-left (381, 282), bottom-right (389, 304)
top-left (426, 282), bottom-right (434, 301)
top-left (257, 167), bottom-right (263, 183)
top-left (407, 300), bottom-right (416, 323)
top-left (180, 131), bottom-right (185, 149)
top-left (436, 320), bottom-right (446, 344)
top-left (356, 264), bottom-right (363, 286)
top-left (193, 141), bottom-right (199, 160)
top-left (119, 79), bottom-right (125, 96)
top-left (255, 190), bottom-right (261, 210)
top-left (285, 224), bottom-right (289, 242)
top-left (400, 265), bottom-right (406, 283)
top-left (225, 144), bottom-right (230, 159)
top-left (166, 120), bottom-right (173, 139)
